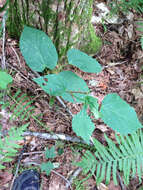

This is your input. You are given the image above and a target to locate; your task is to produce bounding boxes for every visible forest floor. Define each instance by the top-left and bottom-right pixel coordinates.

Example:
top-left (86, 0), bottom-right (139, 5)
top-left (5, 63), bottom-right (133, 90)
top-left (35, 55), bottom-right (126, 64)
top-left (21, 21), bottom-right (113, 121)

top-left (0, 1), bottom-right (143, 190)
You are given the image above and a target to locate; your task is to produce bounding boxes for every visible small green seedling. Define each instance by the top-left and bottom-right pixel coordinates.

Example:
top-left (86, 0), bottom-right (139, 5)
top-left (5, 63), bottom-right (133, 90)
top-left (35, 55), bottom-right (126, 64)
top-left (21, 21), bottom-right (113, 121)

top-left (20, 26), bottom-right (143, 144)
top-left (40, 146), bottom-right (57, 176)
top-left (0, 71), bottom-right (13, 90)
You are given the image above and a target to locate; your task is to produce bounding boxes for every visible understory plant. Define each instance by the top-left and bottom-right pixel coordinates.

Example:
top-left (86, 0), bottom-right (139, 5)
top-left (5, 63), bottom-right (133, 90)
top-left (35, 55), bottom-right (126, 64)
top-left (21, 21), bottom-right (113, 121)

top-left (77, 130), bottom-right (143, 185)
top-left (40, 146), bottom-right (57, 176)
top-left (0, 123), bottom-right (28, 169)
top-left (0, 71), bottom-right (30, 169)
top-left (0, 71), bottom-right (43, 169)
top-left (20, 26), bottom-right (143, 185)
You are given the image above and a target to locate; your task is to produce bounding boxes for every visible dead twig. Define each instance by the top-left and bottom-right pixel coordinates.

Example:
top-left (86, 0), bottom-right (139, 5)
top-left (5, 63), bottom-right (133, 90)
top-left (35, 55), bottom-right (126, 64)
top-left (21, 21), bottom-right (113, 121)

top-left (56, 96), bottom-right (73, 117)
top-left (117, 171), bottom-right (127, 190)
top-left (102, 60), bottom-right (128, 69)
top-left (23, 131), bottom-right (93, 146)
top-left (6, 62), bottom-right (30, 82)
top-left (51, 170), bottom-right (73, 190)
top-left (23, 151), bottom-right (44, 156)
top-left (10, 45), bottom-right (21, 67)
top-left (66, 167), bottom-right (82, 189)
top-left (1, 13), bottom-right (6, 70)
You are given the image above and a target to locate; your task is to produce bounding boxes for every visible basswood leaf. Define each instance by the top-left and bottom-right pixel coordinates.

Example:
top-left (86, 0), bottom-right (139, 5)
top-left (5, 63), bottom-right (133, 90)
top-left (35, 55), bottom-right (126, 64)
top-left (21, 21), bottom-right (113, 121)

top-left (72, 107), bottom-right (95, 144)
top-left (100, 93), bottom-right (142, 134)
top-left (0, 71), bottom-right (13, 89)
top-left (41, 161), bottom-right (54, 176)
top-left (67, 49), bottom-right (102, 73)
top-left (33, 71), bottom-right (89, 103)
top-left (20, 26), bottom-right (58, 72)
top-left (45, 146), bottom-right (56, 159)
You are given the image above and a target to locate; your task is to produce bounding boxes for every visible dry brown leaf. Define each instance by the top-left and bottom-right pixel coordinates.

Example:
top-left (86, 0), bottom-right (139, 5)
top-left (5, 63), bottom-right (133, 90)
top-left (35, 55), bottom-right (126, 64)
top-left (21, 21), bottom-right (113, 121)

top-left (0, 172), bottom-right (13, 186)
top-left (49, 174), bottom-right (66, 190)
top-left (108, 180), bottom-right (121, 190)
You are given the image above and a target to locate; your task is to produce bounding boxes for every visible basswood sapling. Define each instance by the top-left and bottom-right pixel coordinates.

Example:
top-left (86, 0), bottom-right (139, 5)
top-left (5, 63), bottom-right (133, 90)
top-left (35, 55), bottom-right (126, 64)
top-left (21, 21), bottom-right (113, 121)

top-left (20, 26), bottom-right (143, 144)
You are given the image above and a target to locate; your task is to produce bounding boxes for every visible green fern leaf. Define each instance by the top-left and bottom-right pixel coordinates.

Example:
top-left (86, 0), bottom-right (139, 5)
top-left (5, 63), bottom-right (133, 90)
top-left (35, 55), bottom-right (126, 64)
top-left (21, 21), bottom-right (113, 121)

top-left (0, 123), bottom-right (28, 169)
top-left (2, 90), bottom-right (43, 125)
top-left (77, 130), bottom-right (143, 185)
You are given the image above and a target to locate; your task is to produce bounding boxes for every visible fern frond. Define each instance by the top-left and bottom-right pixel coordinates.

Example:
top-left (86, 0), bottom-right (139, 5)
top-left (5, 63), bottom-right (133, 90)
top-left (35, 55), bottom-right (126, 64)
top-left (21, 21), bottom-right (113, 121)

top-left (72, 178), bottom-right (86, 190)
top-left (6, 90), bottom-right (35, 121)
top-left (76, 130), bottom-right (143, 185)
top-left (0, 123), bottom-right (28, 169)
top-left (1, 90), bottom-right (43, 126)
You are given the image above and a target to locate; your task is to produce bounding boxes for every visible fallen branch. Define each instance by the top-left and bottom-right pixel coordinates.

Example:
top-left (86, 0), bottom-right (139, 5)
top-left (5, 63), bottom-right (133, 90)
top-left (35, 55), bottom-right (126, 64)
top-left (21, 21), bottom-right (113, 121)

top-left (23, 131), bottom-right (93, 146)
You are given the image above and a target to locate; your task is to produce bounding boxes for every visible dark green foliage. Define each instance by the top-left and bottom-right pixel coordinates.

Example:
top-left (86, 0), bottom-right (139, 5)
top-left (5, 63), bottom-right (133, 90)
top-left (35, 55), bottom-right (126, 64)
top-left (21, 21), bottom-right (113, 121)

top-left (7, 0), bottom-right (23, 38)
top-left (76, 130), bottom-right (143, 185)
top-left (0, 0), bottom-right (9, 13)
top-left (109, 0), bottom-right (143, 15)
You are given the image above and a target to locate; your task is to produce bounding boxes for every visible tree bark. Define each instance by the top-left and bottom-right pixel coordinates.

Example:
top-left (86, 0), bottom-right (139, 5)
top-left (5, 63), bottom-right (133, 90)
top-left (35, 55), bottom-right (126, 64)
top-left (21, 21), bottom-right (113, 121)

top-left (8, 0), bottom-right (102, 58)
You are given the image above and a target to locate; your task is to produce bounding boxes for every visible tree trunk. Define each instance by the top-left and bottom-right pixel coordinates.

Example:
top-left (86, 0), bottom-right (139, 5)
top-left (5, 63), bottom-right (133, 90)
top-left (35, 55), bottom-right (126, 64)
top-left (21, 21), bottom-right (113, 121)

top-left (8, 0), bottom-right (102, 58)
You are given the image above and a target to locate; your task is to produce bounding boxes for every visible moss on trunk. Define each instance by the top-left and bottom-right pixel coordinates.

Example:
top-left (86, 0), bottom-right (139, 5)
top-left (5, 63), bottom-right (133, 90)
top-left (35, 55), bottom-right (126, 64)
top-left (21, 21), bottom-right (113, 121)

top-left (7, 0), bottom-right (102, 58)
